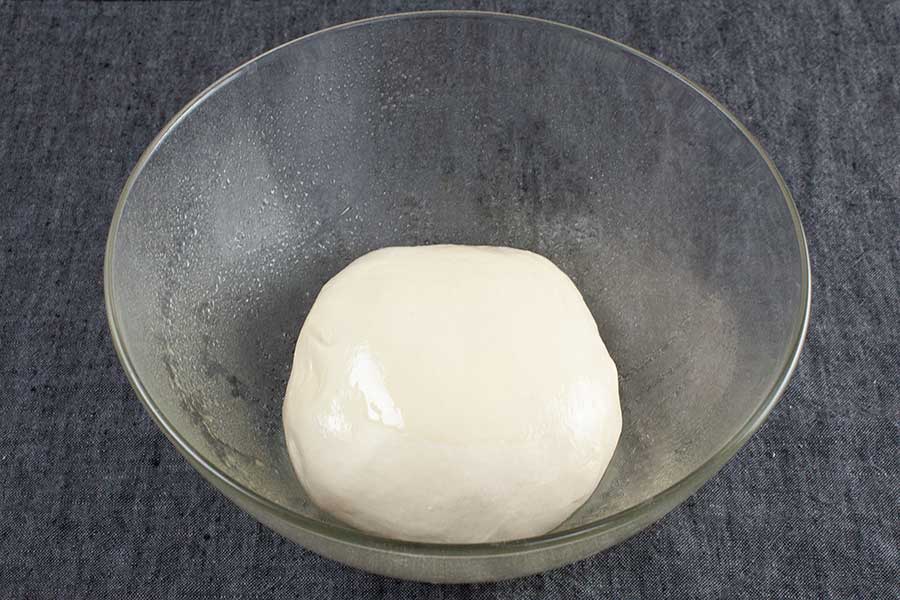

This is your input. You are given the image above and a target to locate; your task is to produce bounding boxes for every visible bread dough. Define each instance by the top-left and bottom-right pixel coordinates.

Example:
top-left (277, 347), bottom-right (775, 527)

top-left (283, 245), bottom-right (621, 543)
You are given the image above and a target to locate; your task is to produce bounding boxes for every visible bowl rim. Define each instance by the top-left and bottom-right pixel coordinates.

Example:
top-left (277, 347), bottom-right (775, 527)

top-left (104, 10), bottom-right (812, 557)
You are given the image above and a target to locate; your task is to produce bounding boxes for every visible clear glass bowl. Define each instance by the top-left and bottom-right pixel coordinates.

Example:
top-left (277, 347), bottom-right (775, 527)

top-left (105, 12), bottom-right (810, 583)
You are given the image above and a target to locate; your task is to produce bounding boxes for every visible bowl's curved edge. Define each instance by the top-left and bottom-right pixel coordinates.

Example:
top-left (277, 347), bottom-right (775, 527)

top-left (104, 9), bottom-right (812, 559)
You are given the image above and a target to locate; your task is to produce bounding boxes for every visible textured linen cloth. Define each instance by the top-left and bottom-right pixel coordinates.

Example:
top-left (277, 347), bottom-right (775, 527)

top-left (0, 1), bottom-right (897, 598)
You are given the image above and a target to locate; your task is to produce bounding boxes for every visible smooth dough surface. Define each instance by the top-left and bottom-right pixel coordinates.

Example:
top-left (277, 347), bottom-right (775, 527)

top-left (283, 245), bottom-right (621, 543)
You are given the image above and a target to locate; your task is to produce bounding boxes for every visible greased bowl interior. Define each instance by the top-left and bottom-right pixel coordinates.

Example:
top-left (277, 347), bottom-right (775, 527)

top-left (105, 12), bottom-right (810, 583)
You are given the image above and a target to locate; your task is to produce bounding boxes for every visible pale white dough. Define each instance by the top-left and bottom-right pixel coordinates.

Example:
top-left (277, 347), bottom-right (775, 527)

top-left (283, 245), bottom-right (621, 543)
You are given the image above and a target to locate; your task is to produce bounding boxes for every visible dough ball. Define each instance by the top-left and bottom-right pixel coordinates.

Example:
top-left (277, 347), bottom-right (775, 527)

top-left (283, 245), bottom-right (621, 543)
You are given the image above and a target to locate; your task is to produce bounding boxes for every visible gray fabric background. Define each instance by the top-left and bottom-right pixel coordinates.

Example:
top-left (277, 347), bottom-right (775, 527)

top-left (1, 0), bottom-right (898, 598)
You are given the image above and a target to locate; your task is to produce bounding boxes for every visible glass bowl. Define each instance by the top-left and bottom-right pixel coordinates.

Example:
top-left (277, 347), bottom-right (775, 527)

top-left (105, 11), bottom-right (810, 583)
